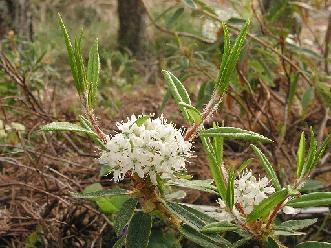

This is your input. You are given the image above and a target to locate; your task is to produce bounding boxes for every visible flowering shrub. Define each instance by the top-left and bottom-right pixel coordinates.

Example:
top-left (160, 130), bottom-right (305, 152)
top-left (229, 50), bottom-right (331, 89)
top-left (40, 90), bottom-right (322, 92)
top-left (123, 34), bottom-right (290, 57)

top-left (41, 13), bottom-right (331, 248)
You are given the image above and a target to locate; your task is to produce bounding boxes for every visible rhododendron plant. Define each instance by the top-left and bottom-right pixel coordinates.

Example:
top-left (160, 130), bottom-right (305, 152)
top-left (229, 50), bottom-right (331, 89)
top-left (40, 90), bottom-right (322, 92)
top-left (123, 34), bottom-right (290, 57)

top-left (40, 13), bottom-right (331, 248)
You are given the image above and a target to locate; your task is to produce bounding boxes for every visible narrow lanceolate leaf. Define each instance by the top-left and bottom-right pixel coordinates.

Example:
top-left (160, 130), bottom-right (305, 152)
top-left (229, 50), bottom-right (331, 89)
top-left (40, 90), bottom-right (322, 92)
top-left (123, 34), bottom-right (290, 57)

top-left (274, 229), bottom-right (305, 236)
top-left (74, 34), bottom-right (87, 93)
top-left (71, 188), bottom-right (129, 199)
top-left (250, 145), bottom-right (281, 191)
top-left (199, 127), bottom-right (272, 143)
top-left (167, 179), bottom-right (217, 194)
top-left (311, 134), bottom-right (331, 172)
top-left (58, 14), bottom-right (81, 94)
top-left (217, 20), bottom-right (250, 94)
top-left (178, 102), bottom-right (202, 124)
top-left (302, 129), bottom-right (317, 175)
top-left (200, 136), bottom-right (227, 199)
top-left (276, 218), bottom-right (317, 231)
top-left (202, 222), bottom-right (239, 234)
top-left (87, 38), bottom-right (100, 108)
top-left (126, 212), bottom-right (152, 248)
top-left (246, 188), bottom-right (288, 222)
top-left (295, 242), bottom-right (331, 248)
top-left (296, 131), bottom-right (306, 177)
top-left (164, 201), bottom-right (217, 229)
top-left (226, 170), bottom-right (235, 209)
top-left (162, 70), bottom-right (191, 121)
top-left (179, 224), bottom-right (229, 248)
top-left (219, 22), bottom-right (230, 72)
top-left (41, 122), bottom-right (94, 134)
top-left (287, 192), bottom-right (331, 208)
top-left (114, 198), bottom-right (138, 235)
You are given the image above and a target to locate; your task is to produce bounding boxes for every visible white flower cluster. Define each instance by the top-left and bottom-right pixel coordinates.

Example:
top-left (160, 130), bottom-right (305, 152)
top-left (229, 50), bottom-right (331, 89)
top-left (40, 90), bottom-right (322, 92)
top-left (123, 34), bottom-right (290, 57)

top-left (218, 170), bottom-right (275, 221)
top-left (99, 114), bottom-right (192, 184)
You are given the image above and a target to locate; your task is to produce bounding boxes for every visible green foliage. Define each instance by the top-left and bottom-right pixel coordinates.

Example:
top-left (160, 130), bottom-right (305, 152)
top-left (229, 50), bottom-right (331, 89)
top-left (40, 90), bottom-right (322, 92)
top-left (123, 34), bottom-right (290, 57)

top-left (114, 198), bottom-right (138, 235)
top-left (247, 188), bottom-right (288, 222)
top-left (162, 70), bottom-right (192, 122)
top-left (87, 39), bottom-right (100, 107)
top-left (179, 224), bottom-right (229, 248)
top-left (167, 179), bottom-right (217, 194)
top-left (199, 127), bottom-right (272, 143)
top-left (127, 212), bottom-right (152, 248)
top-left (41, 121), bottom-right (94, 134)
top-left (164, 201), bottom-right (217, 230)
top-left (250, 145), bottom-right (281, 191)
top-left (287, 192), bottom-right (331, 208)
top-left (58, 14), bottom-right (100, 110)
top-left (200, 136), bottom-right (226, 199)
top-left (71, 188), bottom-right (129, 199)
top-left (202, 222), bottom-right (239, 234)
top-left (217, 20), bottom-right (250, 94)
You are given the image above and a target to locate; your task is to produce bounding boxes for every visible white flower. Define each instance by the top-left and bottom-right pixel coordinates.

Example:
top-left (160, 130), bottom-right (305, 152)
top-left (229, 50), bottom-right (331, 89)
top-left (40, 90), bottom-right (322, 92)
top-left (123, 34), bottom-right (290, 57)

top-left (218, 170), bottom-right (275, 218)
top-left (99, 114), bottom-right (192, 184)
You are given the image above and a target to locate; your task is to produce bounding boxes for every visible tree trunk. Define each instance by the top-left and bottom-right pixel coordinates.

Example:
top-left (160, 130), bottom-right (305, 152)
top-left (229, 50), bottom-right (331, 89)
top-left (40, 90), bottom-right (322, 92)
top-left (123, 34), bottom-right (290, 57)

top-left (117, 0), bottom-right (146, 56)
top-left (0, 0), bottom-right (33, 41)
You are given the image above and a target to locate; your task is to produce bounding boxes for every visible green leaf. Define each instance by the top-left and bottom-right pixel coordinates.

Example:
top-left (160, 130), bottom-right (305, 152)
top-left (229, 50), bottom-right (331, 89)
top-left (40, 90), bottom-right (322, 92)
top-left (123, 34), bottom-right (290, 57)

top-left (295, 242), bottom-right (331, 248)
top-left (71, 188), bottom-right (129, 199)
top-left (199, 127), bottom-right (272, 143)
top-left (179, 224), bottom-right (230, 248)
top-left (162, 70), bottom-right (191, 121)
top-left (178, 102), bottom-right (202, 124)
top-left (127, 212), bottom-right (152, 248)
top-left (202, 222), bottom-right (239, 234)
top-left (113, 236), bottom-right (126, 248)
top-left (274, 229), bottom-right (305, 236)
top-left (83, 183), bottom-right (129, 213)
top-left (250, 145), bottom-right (281, 191)
top-left (300, 179), bottom-right (324, 193)
top-left (164, 201), bottom-right (217, 229)
top-left (302, 129), bottom-right (317, 175)
top-left (301, 87), bottom-right (314, 112)
top-left (288, 74), bottom-right (299, 108)
top-left (200, 136), bottom-right (226, 198)
top-left (167, 179), bottom-right (217, 194)
top-left (237, 158), bottom-right (253, 174)
top-left (134, 115), bottom-right (151, 127)
top-left (58, 14), bottom-right (81, 94)
top-left (276, 218), bottom-right (317, 231)
top-left (87, 38), bottom-right (100, 108)
top-left (73, 31), bottom-right (87, 93)
top-left (311, 134), bottom-right (331, 172)
top-left (246, 188), bottom-right (288, 222)
top-left (297, 131), bottom-right (306, 177)
top-left (40, 122), bottom-right (94, 134)
top-left (217, 20), bottom-right (250, 94)
top-left (226, 169), bottom-right (235, 209)
top-left (287, 192), bottom-right (331, 208)
top-left (115, 198), bottom-right (138, 235)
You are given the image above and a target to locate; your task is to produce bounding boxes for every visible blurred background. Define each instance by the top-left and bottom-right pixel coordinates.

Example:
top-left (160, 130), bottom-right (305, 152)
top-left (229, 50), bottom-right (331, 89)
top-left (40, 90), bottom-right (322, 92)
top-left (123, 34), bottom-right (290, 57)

top-left (0, 0), bottom-right (331, 247)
